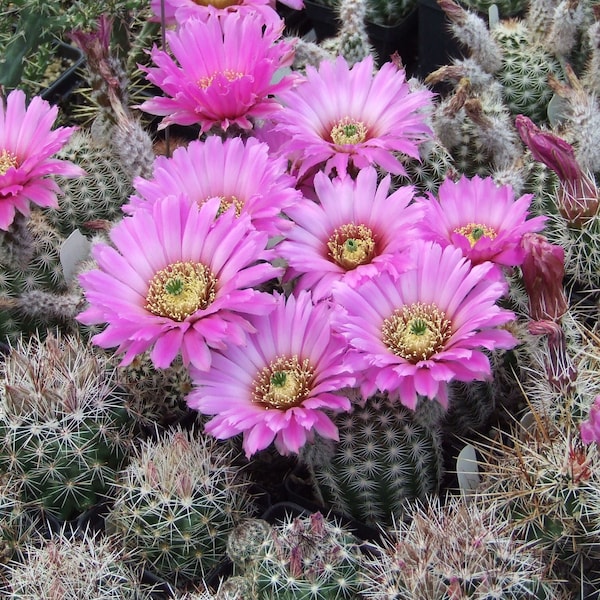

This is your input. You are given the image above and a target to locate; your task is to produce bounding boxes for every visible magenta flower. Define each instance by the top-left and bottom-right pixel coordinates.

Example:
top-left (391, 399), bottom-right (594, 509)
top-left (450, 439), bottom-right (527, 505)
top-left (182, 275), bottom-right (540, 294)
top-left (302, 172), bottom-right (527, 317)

top-left (187, 291), bottom-right (355, 457)
top-left (138, 13), bottom-right (296, 133)
top-left (272, 55), bottom-right (434, 178)
top-left (276, 166), bottom-right (422, 301)
top-left (149, 0), bottom-right (283, 27)
top-left (332, 241), bottom-right (517, 409)
top-left (78, 194), bottom-right (281, 370)
top-left (415, 175), bottom-right (546, 267)
top-left (126, 136), bottom-right (300, 236)
top-left (0, 90), bottom-right (84, 230)
top-left (581, 395), bottom-right (600, 445)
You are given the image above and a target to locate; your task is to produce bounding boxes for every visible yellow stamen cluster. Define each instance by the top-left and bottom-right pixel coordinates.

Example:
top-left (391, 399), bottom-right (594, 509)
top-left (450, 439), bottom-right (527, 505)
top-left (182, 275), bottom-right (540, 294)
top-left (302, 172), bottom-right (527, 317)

top-left (215, 195), bottom-right (244, 217)
top-left (145, 261), bottom-right (217, 321)
top-left (0, 149), bottom-right (18, 175)
top-left (194, 0), bottom-right (239, 7)
top-left (253, 355), bottom-right (315, 410)
top-left (454, 222), bottom-right (497, 247)
top-left (330, 117), bottom-right (368, 145)
top-left (382, 302), bottom-right (452, 363)
top-left (198, 69), bottom-right (244, 90)
top-left (328, 223), bottom-right (376, 270)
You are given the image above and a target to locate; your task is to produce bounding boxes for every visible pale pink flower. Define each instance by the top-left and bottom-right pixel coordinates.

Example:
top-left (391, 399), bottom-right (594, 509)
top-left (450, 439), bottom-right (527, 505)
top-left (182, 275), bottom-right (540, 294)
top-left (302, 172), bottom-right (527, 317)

top-left (332, 241), bottom-right (517, 410)
top-left (415, 175), bottom-right (546, 267)
top-left (271, 55), bottom-right (434, 178)
top-left (186, 291), bottom-right (355, 457)
top-left (138, 13), bottom-right (296, 133)
top-left (0, 90), bottom-right (83, 230)
top-left (126, 136), bottom-right (300, 236)
top-left (78, 194), bottom-right (281, 370)
top-left (277, 166), bottom-right (422, 300)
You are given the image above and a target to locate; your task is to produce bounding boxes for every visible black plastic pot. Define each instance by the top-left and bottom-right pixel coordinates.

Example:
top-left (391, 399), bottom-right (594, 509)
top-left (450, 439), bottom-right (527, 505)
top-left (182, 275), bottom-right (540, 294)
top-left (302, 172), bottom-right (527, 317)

top-left (40, 42), bottom-right (86, 106)
top-left (303, 0), bottom-right (339, 42)
top-left (366, 7), bottom-right (419, 71)
top-left (417, 0), bottom-right (464, 80)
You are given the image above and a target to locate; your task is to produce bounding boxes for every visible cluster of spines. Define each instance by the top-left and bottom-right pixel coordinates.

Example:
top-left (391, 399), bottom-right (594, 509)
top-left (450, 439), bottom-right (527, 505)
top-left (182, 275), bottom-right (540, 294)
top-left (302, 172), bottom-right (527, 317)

top-left (0, 331), bottom-right (134, 520)
top-left (107, 427), bottom-right (254, 585)
top-left (359, 494), bottom-right (564, 599)
top-left (304, 392), bottom-right (444, 527)
top-left (228, 512), bottom-right (363, 600)
top-left (3, 527), bottom-right (153, 599)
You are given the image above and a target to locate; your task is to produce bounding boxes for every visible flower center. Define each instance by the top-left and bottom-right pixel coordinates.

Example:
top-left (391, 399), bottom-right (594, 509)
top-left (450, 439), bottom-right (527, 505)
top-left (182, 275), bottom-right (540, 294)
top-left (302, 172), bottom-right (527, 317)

top-left (198, 69), bottom-right (244, 90)
top-left (382, 302), bottom-right (452, 362)
top-left (194, 0), bottom-right (239, 7)
top-left (0, 149), bottom-right (18, 175)
top-left (215, 195), bottom-right (244, 217)
top-left (253, 355), bottom-right (315, 410)
top-left (330, 117), bottom-right (368, 145)
top-left (328, 223), bottom-right (376, 270)
top-left (145, 261), bottom-right (217, 321)
top-left (454, 222), bottom-right (497, 247)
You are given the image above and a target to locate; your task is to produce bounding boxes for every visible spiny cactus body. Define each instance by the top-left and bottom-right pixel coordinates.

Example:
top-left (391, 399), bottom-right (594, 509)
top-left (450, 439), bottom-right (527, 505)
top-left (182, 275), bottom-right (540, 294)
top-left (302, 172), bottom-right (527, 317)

top-left (235, 511), bottom-right (364, 600)
top-left (360, 495), bottom-right (564, 599)
top-left (476, 413), bottom-right (600, 592)
top-left (47, 128), bottom-right (135, 238)
top-left (0, 331), bottom-right (134, 520)
top-left (304, 393), bottom-right (444, 527)
top-left (4, 528), bottom-right (153, 599)
top-left (108, 427), bottom-right (254, 585)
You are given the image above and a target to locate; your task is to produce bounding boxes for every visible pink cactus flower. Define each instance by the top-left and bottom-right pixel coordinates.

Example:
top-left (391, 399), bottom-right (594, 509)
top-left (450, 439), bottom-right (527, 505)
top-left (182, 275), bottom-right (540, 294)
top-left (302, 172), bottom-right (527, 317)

top-left (0, 90), bottom-right (83, 230)
top-left (272, 55), bottom-right (434, 179)
top-left (415, 175), bottom-right (546, 267)
top-left (78, 194), bottom-right (281, 370)
top-left (581, 395), bottom-right (600, 445)
top-left (332, 241), bottom-right (517, 410)
top-left (186, 291), bottom-right (355, 457)
top-left (126, 136), bottom-right (300, 236)
top-left (516, 114), bottom-right (599, 225)
top-left (138, 13), bottom-right (297, 133)
top-left (276, 166), bottom-right (422, 300)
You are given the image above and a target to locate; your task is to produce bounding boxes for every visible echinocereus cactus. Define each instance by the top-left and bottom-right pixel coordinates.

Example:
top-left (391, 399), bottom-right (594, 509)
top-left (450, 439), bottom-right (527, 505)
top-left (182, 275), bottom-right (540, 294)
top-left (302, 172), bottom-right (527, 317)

top-left (0, 331), bottom-right (134, 520)
top-left (107, 427), bottom-right (255, 585)
top-left (475, 412), bottom-right (600, 593)
top-left (303, 392), bottom-right (444, 526)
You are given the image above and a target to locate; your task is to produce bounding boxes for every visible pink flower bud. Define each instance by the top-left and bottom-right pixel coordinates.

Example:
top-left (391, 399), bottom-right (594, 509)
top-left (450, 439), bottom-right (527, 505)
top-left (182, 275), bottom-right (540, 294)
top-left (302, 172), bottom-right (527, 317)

top-left (515, 115), bottom-right (599, 225)
top-left (520, 233), bottom-right (568, 322)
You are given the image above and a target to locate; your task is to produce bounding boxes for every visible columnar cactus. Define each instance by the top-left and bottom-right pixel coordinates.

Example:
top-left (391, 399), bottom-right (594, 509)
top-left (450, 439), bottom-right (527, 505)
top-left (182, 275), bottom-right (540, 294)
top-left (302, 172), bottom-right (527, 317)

top-left (303, 392), bottom-right (444, 527)
top-left (0, 331), bottom-right (134, 520)
top-left (229, 512), bottom-right (364, 600)
top-left (107, 427), bottom-right (254, 585)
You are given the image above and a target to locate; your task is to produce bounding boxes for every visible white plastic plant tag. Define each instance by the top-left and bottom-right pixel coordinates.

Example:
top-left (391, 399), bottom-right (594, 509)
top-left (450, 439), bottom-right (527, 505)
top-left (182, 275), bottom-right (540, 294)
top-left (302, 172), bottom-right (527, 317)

top-left (456, 443), bottom-right (480, 496)
top-left (488, 4), bottom-right (499, 29)
top-left (60, 229), bottom-right (92, 285)
top-left (547, 93), bottom-right (569, 127)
